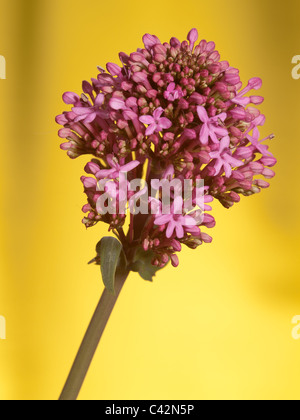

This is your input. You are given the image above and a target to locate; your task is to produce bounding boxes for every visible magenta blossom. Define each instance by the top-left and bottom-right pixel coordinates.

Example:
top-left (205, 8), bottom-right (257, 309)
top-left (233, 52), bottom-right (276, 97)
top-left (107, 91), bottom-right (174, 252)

top-left (72, 93), bottom-right (106, 124)
top-left (197, 106), bottom-right (228, 145)
top-left (155, 197), bottom-right (199, 239)
top-left (95, 155), bottom-right (140, 179)
top-left (139, 107), bottom-right (172, 136)
top-left (209, 136), bottom-right (244, 178)
top-left (164, 83), bottom-right (184, 102)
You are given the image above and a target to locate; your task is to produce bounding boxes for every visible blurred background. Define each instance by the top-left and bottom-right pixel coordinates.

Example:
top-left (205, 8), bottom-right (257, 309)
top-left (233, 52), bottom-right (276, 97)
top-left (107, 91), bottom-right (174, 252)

top-left (0, 0), bottom-right (300, 400)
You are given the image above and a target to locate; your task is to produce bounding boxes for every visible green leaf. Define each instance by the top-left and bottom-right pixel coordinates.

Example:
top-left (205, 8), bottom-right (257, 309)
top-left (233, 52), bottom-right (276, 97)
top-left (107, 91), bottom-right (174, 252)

top-left (96, 237), bottom-right (123, 294)
top-left (130, 248), bottom-right (167, 282)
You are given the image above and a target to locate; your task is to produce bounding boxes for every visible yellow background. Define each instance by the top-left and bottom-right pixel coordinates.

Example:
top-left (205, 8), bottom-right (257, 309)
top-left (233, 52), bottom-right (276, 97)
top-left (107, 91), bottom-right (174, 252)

top-left (0, 0), bottom-right (299, 400)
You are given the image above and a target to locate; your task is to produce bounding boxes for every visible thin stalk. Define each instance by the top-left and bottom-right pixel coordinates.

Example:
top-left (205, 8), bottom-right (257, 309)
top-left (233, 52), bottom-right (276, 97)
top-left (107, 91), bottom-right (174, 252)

top-left (59, 269), bottom-right (129, 401)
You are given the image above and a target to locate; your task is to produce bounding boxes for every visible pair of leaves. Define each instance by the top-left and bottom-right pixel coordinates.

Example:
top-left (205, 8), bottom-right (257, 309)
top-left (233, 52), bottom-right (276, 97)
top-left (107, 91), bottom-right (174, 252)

top-left (95, 237), bottom-right (167, 294)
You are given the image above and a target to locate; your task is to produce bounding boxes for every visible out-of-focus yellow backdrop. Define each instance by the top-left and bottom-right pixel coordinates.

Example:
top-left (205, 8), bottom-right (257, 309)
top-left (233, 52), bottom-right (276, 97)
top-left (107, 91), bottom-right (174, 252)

top-left (0, 0), bottom-right (299, 400)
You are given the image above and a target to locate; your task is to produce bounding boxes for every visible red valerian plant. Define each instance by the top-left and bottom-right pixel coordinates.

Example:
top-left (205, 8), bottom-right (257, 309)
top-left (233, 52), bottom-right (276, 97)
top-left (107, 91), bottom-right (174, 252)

top-left (56, 28), bottom-right (276, 400)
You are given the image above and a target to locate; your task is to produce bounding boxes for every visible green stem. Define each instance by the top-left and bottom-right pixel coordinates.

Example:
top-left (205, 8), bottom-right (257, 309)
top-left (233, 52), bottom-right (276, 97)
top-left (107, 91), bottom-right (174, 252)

top-left (59, 270), bottom-right (129, 401)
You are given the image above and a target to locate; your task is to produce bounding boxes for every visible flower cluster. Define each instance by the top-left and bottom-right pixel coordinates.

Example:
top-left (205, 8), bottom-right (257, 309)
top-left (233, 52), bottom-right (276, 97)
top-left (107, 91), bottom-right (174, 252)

top-left (56, 28), bottom-right (276, 269)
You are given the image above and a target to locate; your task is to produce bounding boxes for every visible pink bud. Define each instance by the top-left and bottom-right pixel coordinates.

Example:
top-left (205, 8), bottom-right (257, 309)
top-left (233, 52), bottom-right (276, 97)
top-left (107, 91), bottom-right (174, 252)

top-left (106, 62), bottom-right (121, 76)
top-left (250, 96), bottom-right (264, 105)
top-left (60, 142), bottom-right (72, 150)
top-left (143, 33), bottom-right (161, 50)
top-left (224, 72), bottom-right (240, 86)
top-left (132, 72), bottom-right (148, 83)
top-left (55, 114), bottom-right (68, 125)
top-left (187, 28), bottom-right (199, 47)
top-left (230, 108), bottom-right (246, 120)
top-left (171, 254), bottom-right (179, 267)
top-left (200, 233), bottom-right (213, 243)
top-left (85, 162), bottom-right (100, 175)
top-left (260, 156), bottom-right (277, 167)
top-left (63, 92), bottom-right (80, 105)
top-left (81, 176), bottom-right (97, 189)
top-left (255, 180), bottom-right (270, 188)
top-left (189, 92), bottom-right (206, 105)
top-left (153, 44), bottom-right (167, 56)
top-left (262, 168), bottom-right (275, 179)
top-left (154, 54), bottom-right (165, 63)
top-left (170, 37), bottom-right (181, 48)
top-left (248, 77), bottom-right (262, 90)
top-left (58, 128), bottom-right (72, 138)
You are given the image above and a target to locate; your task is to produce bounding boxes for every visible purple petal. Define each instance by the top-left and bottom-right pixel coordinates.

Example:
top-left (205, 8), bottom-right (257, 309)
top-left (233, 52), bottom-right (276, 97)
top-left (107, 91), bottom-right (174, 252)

top-left (208, 128), bottom-right (219, 143)
top-left (84, 112), bottom-right (97, 124)
top-left (175, 223), bottom-right (184, 239)
top-left (224, 163), bottom-right (232, 178)
top-left (153, 107), bottom-right (164, 120)
top-left (145, 124), bottom-right (157, 136)
top-left (197, 105), bottom-right (208, 123)
top-left (139, 115), bottom-right (154, 125)
top-left (157, 117), bottom-right (172, 130)
top-left (72, 106), bottom-right (91, 116)
top-left (213, 160), bottom-right (223, 175)
top-left (224, 154), bottom-right (244, 168)
top-left (213, 126), bottom-right (228, 138)
top-left (166, 220), bottom-right (176, 238)
top-left (120, 160), bottom-right (140, 173)
top-left (199, 124), bottom-right (209, 145)
top-left (220, 136), bottom-right (230, 150)
top-left (155, 214), bottom-right (172, 225)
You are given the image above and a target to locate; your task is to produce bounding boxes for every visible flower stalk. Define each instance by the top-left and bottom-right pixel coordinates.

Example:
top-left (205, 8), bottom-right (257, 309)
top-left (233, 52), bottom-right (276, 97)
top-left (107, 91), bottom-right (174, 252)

top-left (59, 269), bottom-right (129, 401)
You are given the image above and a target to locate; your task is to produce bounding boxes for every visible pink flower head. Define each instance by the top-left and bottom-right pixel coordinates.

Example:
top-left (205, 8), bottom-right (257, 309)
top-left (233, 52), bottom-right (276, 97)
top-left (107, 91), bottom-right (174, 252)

top-left (139, 107), bottom-right (172, 136)
top-left (57, 28), bottom-right (276, 269)
top-left (197, 106), bottom-right (228, 145)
